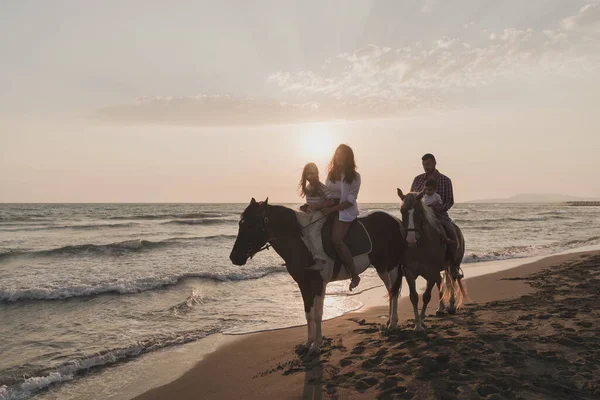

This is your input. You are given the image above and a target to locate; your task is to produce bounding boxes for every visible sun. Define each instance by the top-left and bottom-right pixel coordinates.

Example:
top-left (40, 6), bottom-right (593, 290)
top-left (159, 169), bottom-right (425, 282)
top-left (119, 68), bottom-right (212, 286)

top-left (302, 124), bottom-right (337, 164)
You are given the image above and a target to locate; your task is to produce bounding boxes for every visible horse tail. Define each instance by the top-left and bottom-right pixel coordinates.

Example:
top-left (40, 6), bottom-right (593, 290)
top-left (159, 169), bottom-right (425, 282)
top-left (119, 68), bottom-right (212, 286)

top-left (440, 266), bottom-right (455, 305)
top-left (453, 224), bottom-right (469, 307)
top-left (440, 266), bottom-right (468, 309)
top-left (456, 278), bottom-right (469, 307)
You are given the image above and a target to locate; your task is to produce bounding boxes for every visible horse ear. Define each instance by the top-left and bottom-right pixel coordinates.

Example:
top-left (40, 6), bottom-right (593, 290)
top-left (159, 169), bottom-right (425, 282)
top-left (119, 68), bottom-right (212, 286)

top-left (259, 198), bottom-right (269, 212)
top-left (397, 188), bottom-right (405, 200)
top-left (251, 198), bottom-right (257, 205)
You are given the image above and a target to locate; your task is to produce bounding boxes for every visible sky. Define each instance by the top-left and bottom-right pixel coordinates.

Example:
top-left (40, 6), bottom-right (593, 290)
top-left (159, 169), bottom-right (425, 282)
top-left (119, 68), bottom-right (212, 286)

top-left (1, 0), bottom-right (599, 203)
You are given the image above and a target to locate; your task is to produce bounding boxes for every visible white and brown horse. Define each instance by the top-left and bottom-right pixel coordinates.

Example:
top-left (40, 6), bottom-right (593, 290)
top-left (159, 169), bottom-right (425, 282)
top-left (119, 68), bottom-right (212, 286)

top-left (397, 189), bottom-right (467, 332)
top-left (230, 198), bottom-right (404, 355)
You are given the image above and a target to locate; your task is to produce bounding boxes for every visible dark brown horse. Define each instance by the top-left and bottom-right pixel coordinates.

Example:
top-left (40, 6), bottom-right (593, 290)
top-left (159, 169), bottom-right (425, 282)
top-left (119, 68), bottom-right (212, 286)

top-left (397, 189), bottom-right (467, 332)
top-left (230, 198), bottom-right (404, 355)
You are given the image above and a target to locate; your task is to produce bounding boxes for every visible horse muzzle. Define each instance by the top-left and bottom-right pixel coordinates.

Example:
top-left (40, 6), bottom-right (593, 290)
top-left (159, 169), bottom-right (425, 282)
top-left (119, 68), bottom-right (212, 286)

top-left (229, 251), bottom-right (248, 266)
top-left (406, 231), bottom-right (418, 247)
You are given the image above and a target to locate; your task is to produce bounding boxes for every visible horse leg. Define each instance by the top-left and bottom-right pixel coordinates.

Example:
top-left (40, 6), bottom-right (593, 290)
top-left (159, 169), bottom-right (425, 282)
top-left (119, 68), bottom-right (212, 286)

top-left (305, 309), bottom-right (315, 348)
top-left (405, 271), bottom-right (424, 332)
top-left (389, 268), bottom-right (401, 329)
top-left (378, 267), bottom-right (401, 330)
top-left (308, 283), bottom-right (326, 356)
top-left (299, 283), bottom-right (316, 348)
top-left (420, 279), bottom-right (436, 326)
top-left (435, 278), bottom-right (446, 316)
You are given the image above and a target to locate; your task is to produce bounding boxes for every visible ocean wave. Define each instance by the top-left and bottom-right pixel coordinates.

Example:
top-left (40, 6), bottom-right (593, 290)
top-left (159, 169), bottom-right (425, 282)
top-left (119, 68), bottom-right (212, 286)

top-left (0, 266), bottom-right (284, 302)
top-left (0, 215), bottom-right (50, 223)
top-left (169, 289), bottom-right (208, 316)
top-left (454, 215), bottom-right (572, 224)
top-left (0, 222), bottom-right (138, 232)
top-left (0, 235), bottom-right (237, 261)
top-left (161, 218), bottom-right (237, 226)
top-left (0, 326), bottom-right (226, 400)
top-left (107, 212), bottom-right (231, 220)
top-left (463, 235), bottom-right (600, 263)
top-left (0, 239), bottom-right (167, 260)
top-left (536, 210), bottom-right (568, 216)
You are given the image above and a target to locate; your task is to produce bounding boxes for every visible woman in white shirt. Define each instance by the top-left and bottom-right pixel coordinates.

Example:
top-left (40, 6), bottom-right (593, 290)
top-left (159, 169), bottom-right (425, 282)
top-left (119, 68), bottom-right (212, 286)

top-left (322, 144), bottom-right (362, 291)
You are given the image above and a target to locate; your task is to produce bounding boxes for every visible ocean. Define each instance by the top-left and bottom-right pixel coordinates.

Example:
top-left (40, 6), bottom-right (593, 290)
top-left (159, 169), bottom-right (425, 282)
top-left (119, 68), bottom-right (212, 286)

top-left (1, 202), bottom-right (599, 399)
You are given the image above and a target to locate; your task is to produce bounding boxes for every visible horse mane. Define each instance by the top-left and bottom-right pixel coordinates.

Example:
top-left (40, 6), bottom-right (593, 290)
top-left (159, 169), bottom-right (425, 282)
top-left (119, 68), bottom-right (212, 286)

top-left (265, 204), bottom-right (303, 239)
top-left (402, 192), bottom-right (438, 230)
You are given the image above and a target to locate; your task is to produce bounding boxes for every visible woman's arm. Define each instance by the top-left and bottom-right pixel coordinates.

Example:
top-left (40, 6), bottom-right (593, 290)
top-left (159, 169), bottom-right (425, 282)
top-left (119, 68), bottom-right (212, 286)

top-left (326, 201), bottom-right (353, 212)
top-left (323, 175), bottom-right (360, 213)
top-left (346, 173), bottom-right (361, 205)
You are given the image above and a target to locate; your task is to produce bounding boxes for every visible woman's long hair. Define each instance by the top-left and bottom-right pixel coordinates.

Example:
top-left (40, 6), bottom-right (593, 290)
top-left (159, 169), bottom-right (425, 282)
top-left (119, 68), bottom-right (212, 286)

top-left (327, 144), bottom-right (357, 183)
top-left (298, 162), bottom-right (322, 198)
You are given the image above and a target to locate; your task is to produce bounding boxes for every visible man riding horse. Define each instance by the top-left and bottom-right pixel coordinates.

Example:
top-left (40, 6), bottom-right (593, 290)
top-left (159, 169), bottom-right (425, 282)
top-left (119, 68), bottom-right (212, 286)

top-left (410, 153), bottom-right (463, 279)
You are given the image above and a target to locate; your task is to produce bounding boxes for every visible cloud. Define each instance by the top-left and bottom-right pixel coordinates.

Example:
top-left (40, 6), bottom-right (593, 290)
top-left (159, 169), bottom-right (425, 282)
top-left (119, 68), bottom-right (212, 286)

top-left (96, 94), bottom-right (434, 126)
top-left (269, 4), bottom-right (600, 102)
top-left (97, 3), bottom-right (600, 126)
top-left (561, 3), bottom-right (600, 30)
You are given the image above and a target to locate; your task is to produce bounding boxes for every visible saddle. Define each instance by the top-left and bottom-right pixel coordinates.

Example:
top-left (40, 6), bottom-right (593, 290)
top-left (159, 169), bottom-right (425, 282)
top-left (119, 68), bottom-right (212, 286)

top-left (321, 214), bottom-right (372, 260)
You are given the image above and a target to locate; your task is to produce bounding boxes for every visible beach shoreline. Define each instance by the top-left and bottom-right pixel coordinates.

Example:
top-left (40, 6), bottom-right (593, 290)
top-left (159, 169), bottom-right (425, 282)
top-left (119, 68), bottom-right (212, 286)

top-left (130, 249), bottom-right (600, 400)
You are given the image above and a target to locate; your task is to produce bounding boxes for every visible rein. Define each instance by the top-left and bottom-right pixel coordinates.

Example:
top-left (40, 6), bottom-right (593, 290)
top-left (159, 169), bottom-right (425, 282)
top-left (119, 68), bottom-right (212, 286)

top-left (248, 242), bottom-right (271, 259)
top-left (300, 213), bottom-right (328, 231)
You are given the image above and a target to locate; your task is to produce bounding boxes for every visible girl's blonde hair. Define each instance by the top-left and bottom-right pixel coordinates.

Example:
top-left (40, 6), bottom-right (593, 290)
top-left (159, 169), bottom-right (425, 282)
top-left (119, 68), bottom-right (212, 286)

top-left (298, 162), bottom-right (323, 198)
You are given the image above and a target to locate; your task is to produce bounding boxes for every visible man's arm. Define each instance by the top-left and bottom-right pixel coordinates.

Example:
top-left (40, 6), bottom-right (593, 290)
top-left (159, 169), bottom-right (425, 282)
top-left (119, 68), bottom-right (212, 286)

top-left (442, 178), bottom-right (454, 211)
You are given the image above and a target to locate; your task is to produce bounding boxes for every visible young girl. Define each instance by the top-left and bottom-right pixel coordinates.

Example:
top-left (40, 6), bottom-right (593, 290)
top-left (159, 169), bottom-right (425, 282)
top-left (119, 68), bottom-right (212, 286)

top-left (298, 162), bottom-right (335, 212)
top-left (296, 163), bottom-right (335, 266)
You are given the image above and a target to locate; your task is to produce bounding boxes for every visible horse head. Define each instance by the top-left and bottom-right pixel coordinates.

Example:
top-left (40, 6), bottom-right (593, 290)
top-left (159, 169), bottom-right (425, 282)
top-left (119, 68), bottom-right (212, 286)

top-left (229, 197), bottom-right (270, 266)
top-left (397, 188), bottom-right (425, 247)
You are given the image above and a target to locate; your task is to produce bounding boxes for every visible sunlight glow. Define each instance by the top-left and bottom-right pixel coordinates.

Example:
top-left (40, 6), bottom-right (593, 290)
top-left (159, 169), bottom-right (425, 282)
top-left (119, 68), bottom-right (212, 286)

top-left (301, 123), bottom-right (337, 165)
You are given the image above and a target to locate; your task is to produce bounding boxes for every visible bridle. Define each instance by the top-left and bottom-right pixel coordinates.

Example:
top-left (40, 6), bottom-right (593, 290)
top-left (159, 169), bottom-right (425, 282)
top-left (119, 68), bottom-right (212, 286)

top-left (246, 207), bottom-right (273, 259)
top-left (401, 206), bottom-right (423, 243)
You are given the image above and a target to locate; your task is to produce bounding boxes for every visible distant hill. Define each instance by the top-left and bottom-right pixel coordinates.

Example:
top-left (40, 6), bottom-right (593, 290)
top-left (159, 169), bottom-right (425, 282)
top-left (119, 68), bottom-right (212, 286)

top-left (468, 193), bottom-right (600, 203)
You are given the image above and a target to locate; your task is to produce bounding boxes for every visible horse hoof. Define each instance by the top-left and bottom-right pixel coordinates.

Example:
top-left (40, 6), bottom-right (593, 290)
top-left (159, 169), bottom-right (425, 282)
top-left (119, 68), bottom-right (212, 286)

top-left (308, 344), bottom-right (321, 356)
top-left (447, 308), bottom-right (457, 315)
top-left (436, 310), bottom-right (446, 317)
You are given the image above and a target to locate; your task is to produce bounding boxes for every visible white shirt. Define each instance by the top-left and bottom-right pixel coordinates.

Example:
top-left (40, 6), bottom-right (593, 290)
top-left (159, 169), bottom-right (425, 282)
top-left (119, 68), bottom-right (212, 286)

top-left (326, 172), bottom-right (361, 222)
top-left (423, 193), bottom-right (443, 207)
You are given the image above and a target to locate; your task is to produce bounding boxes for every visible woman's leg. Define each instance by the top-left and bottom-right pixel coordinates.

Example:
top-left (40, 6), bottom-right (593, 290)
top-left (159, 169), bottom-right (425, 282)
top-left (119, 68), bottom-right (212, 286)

top-left (332, 214), bottom-right (361, 290)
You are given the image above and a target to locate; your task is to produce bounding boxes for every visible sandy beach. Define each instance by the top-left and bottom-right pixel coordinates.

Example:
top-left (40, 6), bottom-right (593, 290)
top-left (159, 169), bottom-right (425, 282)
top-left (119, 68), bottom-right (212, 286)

top-left (132, 250), bottom-right (600, 400)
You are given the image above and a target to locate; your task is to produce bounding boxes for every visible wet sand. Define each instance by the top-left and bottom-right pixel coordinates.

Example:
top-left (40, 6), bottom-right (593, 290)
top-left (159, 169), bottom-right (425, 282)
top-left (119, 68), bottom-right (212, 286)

top-left (134, 251), bottom-right (600, 399)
